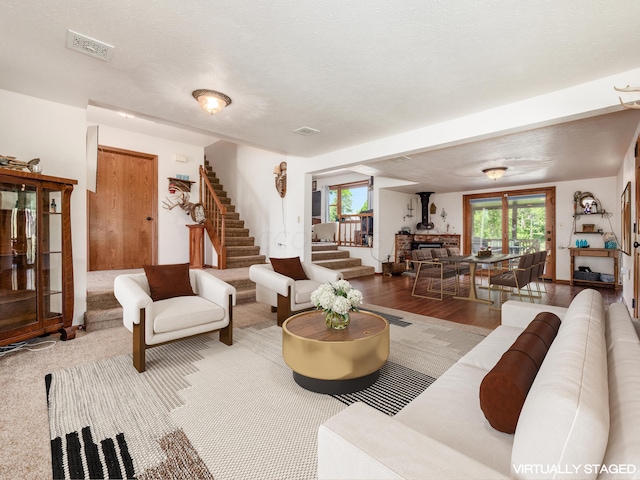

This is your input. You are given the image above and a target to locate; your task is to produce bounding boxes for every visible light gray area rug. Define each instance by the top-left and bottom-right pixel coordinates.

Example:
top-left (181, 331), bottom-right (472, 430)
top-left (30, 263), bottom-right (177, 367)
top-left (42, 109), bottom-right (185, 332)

top-left (46, 310), bottom-right (487, 480)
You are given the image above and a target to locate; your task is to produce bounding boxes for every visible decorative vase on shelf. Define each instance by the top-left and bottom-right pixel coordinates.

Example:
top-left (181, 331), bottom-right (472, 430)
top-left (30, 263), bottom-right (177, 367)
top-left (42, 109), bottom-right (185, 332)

top-left (325, 311), bottom-right (350, 330)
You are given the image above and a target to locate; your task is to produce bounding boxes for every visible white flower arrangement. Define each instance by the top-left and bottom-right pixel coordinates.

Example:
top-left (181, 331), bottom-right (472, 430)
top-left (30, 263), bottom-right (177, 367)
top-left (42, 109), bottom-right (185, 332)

top-left (310, 279), bottom-right (363, 319)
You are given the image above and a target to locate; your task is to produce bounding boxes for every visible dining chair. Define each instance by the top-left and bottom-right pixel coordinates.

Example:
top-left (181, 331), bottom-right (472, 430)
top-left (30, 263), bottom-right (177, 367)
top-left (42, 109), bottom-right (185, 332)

top-left (488, 253), bottom-right (535, 310)
top-left (411, 259), bottom-right (459, 300)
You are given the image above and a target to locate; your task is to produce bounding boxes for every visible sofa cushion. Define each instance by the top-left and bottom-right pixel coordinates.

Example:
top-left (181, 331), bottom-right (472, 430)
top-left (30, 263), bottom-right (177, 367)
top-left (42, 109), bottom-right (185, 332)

top-left (599, 304), bottom-right (640, 479)
top-left (479, 312), bottom-right (561, 434)
top-left (459, 325), bottom-right (523, 371)
top-left (606, 302), bottom-right (640, 352)
top-left (143, 263), bottom-right (195, 302)
top-left (600, 340), bottom-right (640, 479)
top-left (511, 289), bottom-right (609, 480)
top-left (152, 295), bottom-right (226, 334)
top-left (270, 256), bottom-right (308, 280)
top-left (396, 362), bottom-right (515, 475)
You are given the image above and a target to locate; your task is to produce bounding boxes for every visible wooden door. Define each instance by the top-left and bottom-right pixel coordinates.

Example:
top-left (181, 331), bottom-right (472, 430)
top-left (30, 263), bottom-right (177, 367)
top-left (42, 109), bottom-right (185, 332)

top-left (88, 147), bottom-right (158, 270)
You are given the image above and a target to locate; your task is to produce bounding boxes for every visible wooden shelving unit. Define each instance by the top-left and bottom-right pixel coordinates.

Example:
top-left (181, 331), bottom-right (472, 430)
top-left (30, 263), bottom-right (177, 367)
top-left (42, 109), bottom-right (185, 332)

top-left (569, 247), bottom-right (619, 289)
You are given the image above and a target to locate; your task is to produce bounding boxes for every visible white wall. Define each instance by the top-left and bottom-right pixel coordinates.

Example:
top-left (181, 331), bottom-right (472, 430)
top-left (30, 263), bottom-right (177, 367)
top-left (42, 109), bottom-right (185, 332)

top-left (95, 125), bottom-right (208, 264)
top-left (0, 89), bottom-right (88, 325)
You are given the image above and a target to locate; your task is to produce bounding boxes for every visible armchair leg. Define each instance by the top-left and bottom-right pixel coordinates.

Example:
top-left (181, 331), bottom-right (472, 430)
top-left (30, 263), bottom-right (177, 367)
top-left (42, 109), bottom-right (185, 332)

top-left (133, 309), bottom-right (146, 373)
top-left (219, 295), bottom-right (233, 346)
top-left (276, 289), bottom-right (292, 327)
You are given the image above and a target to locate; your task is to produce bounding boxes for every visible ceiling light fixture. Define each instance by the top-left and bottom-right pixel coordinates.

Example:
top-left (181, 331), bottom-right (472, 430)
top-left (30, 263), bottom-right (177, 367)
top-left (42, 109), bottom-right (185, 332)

top-left (482, 167), bottom-right (507, 180)
top-left (192, 89), bottom-right (232, 115)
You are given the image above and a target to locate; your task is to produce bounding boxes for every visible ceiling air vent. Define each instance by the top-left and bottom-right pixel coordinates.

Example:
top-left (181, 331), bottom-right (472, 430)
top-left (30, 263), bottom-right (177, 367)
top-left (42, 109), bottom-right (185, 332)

top-left (66, 30), bottom-right (114, 62)
top-left (293, 126), bottom-right (320, 136)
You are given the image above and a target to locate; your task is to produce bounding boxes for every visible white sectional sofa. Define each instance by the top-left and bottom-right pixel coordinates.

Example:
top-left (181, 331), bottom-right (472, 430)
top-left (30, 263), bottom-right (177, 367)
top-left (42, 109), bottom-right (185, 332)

top-left (318, 289), bottom-right (640, 479)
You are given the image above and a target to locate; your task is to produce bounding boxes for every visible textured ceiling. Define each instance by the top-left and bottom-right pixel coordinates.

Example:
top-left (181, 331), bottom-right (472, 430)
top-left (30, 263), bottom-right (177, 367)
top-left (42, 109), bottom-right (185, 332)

top-left (2, 0), bottom-right (640, 191)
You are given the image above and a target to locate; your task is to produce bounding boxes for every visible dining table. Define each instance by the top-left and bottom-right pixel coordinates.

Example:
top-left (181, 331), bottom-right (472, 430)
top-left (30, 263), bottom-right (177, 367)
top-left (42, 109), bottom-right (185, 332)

top-left (445, 252), bottom-right (526, 303)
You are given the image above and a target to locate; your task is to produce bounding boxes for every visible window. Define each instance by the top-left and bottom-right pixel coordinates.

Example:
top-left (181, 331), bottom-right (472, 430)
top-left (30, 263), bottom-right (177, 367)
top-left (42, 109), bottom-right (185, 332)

top-left (328, 181), bottom-right (370, 222)
top-left (328, 180), bottom-right (373, 247)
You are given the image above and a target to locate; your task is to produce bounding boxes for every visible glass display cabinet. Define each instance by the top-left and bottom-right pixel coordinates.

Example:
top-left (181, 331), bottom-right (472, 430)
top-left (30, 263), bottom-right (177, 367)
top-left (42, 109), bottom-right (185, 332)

top-left (0, 168), bottom-right (77, 346)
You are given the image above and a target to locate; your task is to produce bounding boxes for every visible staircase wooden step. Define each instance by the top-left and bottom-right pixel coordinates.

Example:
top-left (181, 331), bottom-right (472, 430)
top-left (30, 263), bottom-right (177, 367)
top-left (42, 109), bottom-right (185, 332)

top-left (312, 250), bottom-right (350, 261)
top-left (83, 306), bottom-right (123, 332)
top-left (86, 291), bottom-right (119, 310)
top-left (226, 246), bottom-right (260, 257)
top-left (226, 255), bottom-right (266, 269)
top-left (311, 243), bottom-right (339, 251)
top-left (225, 236), bottom-right (256, 246)
top-left (313, 258), bottom-right (364, 270)
top-left (225, 219), bottom-right (245, 229)
top-left (339, 265), bottom-right (376, 280)
top-left (225, 227), bottom-right (250, 237)
top-left (222, 278), bottom-right (256, 304)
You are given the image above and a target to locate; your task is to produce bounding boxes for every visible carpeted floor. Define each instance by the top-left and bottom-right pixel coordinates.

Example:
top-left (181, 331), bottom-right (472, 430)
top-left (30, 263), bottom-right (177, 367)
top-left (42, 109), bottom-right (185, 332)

top-left (0, 302), bottom-right (489, 480)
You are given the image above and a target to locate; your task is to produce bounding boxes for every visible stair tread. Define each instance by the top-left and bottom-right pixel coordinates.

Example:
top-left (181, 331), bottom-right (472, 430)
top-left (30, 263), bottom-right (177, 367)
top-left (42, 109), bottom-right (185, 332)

top-left (313, 258), bottom-right (363, 268)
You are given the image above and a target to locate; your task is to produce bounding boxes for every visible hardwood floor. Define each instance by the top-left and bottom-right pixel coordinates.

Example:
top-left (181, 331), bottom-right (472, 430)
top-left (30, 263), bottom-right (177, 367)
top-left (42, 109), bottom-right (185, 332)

top-left (349, 273), bottom-right (624, 330)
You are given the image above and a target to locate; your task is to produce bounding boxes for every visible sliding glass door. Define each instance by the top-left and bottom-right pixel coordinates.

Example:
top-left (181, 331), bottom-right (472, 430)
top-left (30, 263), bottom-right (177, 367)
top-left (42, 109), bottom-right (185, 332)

top-left (464, 187), bottom-right (556, 280)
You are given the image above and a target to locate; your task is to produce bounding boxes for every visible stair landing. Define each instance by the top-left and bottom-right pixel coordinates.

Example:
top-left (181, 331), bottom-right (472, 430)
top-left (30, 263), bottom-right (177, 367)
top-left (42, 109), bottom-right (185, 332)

top-left (311, 243), bottom-right (375, 280)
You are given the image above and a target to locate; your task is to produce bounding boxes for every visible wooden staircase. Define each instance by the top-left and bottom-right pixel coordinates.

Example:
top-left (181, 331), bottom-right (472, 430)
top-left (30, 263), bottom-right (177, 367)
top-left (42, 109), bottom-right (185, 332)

top-left (311, 244), bottom-right (375, 279)
top-left (202, 160), bottom-right (266, 269)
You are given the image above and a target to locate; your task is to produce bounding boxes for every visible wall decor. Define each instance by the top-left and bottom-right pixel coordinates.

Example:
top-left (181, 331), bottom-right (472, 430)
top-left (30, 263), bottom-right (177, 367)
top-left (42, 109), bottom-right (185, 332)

top-left (274, 161), bottom-right (287, 198)
top-left (621, 181), bottom-right (631, 255)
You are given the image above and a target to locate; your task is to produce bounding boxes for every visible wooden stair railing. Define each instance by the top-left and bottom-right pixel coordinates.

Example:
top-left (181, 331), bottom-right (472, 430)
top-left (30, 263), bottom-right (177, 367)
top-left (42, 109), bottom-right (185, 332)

top-left (199, 165), bottom-right (228, 269)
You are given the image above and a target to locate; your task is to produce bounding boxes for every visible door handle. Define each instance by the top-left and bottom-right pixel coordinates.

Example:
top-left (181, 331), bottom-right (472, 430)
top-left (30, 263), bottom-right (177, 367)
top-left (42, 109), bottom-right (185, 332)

top-left (634, 241), bottom-right (640, 249)
top-left (146, 216), bottom-right (152, 221)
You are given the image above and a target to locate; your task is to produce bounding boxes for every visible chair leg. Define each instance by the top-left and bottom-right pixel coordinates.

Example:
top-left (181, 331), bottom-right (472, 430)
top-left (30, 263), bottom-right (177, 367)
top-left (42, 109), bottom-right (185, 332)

top-left (276, 288), bottom-right (292, 326)
top-left (219, 295), bottom-right (233, 346)
top-left (133, 309), bottom-right (146, 373)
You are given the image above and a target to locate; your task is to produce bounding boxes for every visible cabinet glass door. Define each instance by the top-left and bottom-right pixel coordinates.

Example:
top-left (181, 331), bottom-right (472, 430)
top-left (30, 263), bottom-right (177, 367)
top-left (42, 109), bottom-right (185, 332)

top-left (0, 181), bottom-right (38, 333)
top-left (42, 188), bottom-right (63, 321)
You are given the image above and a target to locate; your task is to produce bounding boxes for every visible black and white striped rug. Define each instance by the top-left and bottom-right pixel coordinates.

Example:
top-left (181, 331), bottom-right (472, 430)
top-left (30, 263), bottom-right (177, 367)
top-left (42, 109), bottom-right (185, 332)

top-left (46, 312), bottom-right (485, 480)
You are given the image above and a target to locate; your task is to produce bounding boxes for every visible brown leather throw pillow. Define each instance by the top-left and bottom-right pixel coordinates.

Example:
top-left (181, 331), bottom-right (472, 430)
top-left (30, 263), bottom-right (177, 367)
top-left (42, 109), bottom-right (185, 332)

top-left (270, 257), bottom-right (308, 280)
top-left (143, 263), bottom-right (195, 302)
top-left (479, 312), bottom-right (562, 434)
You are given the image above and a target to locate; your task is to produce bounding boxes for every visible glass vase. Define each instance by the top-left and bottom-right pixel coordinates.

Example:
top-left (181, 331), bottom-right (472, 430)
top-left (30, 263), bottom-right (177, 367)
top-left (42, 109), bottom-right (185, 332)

top-left (325, 311), bottom-right (350, 330)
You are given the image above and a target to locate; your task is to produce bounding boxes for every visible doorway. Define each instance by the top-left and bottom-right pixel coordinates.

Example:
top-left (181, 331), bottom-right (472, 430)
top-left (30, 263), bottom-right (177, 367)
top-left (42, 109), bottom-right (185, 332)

top-left (463, 187), bottom-right (556, 281)
top-left (88, 146), bottom-right (158, 271)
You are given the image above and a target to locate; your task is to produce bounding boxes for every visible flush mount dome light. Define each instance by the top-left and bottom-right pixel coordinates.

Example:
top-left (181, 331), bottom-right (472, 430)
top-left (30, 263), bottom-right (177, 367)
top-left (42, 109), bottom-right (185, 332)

top-left (482, 167), bottom-right (507, 180)
top-left (192, 89), bottom-right (232, 115)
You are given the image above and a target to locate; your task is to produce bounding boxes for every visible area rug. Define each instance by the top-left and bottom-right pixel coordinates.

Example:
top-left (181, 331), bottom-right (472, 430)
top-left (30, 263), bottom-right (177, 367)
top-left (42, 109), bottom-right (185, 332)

top-left (46, 308), bottom-right (487, 480)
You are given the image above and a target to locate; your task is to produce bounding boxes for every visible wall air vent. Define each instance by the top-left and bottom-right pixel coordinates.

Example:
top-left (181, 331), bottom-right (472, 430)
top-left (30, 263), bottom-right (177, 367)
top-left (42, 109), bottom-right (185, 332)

top-left (293, 126), bottom-right (320, 136)
top-left (66, 30), bottom-right (114, 62)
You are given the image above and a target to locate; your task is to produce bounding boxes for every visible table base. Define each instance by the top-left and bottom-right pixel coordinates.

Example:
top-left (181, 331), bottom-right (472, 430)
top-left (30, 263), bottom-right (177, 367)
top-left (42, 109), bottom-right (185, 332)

top-left (292, 370), bottom-right (380, 394)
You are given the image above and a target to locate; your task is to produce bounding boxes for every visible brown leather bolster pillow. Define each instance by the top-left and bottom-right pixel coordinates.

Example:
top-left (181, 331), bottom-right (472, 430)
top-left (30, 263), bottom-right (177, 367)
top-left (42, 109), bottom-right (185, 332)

top-left (479, 312), bottom-right (562, 433)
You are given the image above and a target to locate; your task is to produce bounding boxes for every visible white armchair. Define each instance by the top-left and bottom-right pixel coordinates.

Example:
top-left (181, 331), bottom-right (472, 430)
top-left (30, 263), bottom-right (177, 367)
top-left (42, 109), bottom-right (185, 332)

top-left (250, 260), bottom-right (343, 326)
top-left (114, 269), bottom-right (236, 372)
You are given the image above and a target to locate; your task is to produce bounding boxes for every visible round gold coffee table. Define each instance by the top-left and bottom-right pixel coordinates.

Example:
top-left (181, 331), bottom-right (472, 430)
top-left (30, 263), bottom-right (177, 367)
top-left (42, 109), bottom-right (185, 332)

top-left (282, 310), bottom-right (390, 394)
